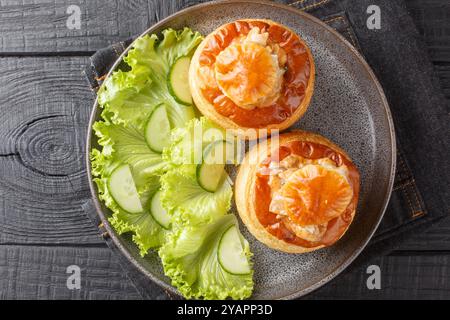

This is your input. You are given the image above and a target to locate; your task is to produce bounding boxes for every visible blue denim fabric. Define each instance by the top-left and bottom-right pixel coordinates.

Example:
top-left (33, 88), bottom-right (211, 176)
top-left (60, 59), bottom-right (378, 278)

top-left (83, 0), bottom-right (450, 297)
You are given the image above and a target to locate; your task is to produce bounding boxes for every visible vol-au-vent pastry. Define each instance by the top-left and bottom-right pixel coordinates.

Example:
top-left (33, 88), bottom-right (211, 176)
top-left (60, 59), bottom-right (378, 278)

top-left (189, 19), bottom-right (315, 137)
top-left (235, 131), bottom-right (360, 253)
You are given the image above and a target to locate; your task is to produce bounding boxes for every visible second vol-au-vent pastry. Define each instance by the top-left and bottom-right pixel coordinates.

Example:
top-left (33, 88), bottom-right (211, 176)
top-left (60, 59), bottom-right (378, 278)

top-left (235, 131), bottom-right (360, 253)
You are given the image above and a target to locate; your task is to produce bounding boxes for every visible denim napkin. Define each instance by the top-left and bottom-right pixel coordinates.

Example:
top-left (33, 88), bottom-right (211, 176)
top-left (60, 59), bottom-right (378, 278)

top-left (83, 0), bottom-right (450, 298)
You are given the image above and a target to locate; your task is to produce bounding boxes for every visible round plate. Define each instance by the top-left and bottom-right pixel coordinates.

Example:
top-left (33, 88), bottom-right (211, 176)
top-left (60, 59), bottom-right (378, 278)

top-left (86, 0), bottom-right (396, 299)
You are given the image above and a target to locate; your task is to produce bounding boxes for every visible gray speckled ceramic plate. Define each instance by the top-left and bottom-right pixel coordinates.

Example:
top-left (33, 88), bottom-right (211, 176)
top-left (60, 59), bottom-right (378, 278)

top-left (86, 0), bottom-right (396, 299)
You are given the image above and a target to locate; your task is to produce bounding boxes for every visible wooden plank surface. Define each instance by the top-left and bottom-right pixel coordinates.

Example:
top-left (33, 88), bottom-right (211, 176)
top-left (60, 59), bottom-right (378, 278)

top-left (0, 0), bottom-right (448, 99)
top-left (0, 245), bottom-right (142, 299)
top-left (309, 254), bottom-right (450, 299)
top-left (0, 0), bottom-right (448, 57)
top-left (0, 54), bottom-right (448, 300)
top-left (0, 0), bottom-right (207, 54)
top-left (0, 56), bottom-right (102, 245)
top-left (2, 244), bottom-right (449, 300)
top-left (0, 0), bottom-right (449, 300)
top-left (0, 0), bottom-right (448, 100)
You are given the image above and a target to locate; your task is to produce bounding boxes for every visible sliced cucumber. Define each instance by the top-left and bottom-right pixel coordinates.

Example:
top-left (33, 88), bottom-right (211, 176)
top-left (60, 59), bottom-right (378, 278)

top-left (218, 225), bottom-right (251, 275)
top-left (196, 140), bottom-right (231, 192)
top-left (108, 164), bottom-right (143, 214)
top-left (197, 162), bottom-right (225, 193)
top-left (168, 56), bottom-right (192, 105)
top-left (145, 104), bottom-right (171, 153)
top-left (150, 190), bottom-right (170, 229)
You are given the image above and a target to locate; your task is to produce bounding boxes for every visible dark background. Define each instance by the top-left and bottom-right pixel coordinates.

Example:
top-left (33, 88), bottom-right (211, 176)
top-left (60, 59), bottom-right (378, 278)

top-left (0, 0), bottom-right (449, 299)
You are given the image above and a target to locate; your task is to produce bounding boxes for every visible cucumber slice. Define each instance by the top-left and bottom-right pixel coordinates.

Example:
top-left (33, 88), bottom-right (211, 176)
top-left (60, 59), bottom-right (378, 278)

top-left (145, 104), bottom-right (171, 153)
top-left (150, 191), bottom-right (170, 229)
top-left (218, 225), bottom-right (251, 275)
top-left (197, 162), bottom-right (225, 193)
top-left (196, 140), bottom-right (231, 192)
top-left (168, 56), bottom-right (192, 105)
top-left (108, 164), bottom-right (143, 214)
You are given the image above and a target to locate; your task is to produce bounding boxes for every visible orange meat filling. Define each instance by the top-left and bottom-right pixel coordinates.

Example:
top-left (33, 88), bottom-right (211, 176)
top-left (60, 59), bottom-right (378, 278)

top-left (214, 28), bottom-right (284, 109)
top-left (257, 150), bottom-right (357, 245)
top-left (282, 165), bottom-right (353, 226)
top-left (198, 20), bottom-right (311, 127)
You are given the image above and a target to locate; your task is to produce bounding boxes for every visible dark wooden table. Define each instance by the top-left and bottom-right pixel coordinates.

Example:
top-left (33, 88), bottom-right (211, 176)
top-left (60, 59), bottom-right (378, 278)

top-left (0, 0), bottom-right (449, 300)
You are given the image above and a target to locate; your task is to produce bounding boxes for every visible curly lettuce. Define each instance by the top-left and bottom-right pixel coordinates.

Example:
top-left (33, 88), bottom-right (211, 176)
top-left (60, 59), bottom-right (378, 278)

top-left (91, 27), bottom-right (254, 299)
top-left (159, 117), bottom-right (253, 299)
top-left (91, 28), bottom-right (203, 255)
top-left (91, 121), bottom-right (167, 255)
top-left (163, 117), bottom-right (229, 168)
top-left (159, 214), bottom-right (253, 300)
top-left (160, 166), bottom-right (232, 226)
top-left (93, 121), bottom-right (167, 180)
top-left (160, 117), bottom-right (233, 225)
top-left (97, 28), bottom-right (202, 129)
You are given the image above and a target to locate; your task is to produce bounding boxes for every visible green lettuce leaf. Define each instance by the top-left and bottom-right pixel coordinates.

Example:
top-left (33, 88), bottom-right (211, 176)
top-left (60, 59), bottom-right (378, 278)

top-left (91, 152), bottom-right (166, 256)
top-left (159, 116), bottom-right (253, 299)
top-left (93, 121), bottom-right (166, 182)
top-left (91, 28), bottom-right (203, 256)
top-left (91, 27), bottom-right (254, 298)
top-left (161, 117), bottom-right (234, 225)
top-left (91, 121), bottom-right (168, 255)
top-left (97, 28), bottom-right (202, 129)
top-left (163, 117), bottom-right (234, 168)
top-left (160, 166), bottom-right (232, 226)
top-left (159, 214), bottom-right (253, 300)
top-left (109, 175), bottom-right (166, 256)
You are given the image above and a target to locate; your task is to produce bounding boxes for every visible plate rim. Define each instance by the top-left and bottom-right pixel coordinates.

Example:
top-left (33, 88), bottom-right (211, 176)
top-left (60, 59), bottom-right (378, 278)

top-left (85, 0), bottom-right (397, 300)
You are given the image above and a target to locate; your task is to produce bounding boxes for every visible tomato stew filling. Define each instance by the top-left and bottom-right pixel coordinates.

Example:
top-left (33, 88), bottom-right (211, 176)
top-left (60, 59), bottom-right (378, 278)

top-left (198, 20), bottom-right (312, 128)
top-left (254, 141), bottom-right (360, 247)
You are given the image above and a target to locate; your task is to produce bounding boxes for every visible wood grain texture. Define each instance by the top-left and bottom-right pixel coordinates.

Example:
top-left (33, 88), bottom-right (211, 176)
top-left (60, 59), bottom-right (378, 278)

top-left (0, 56), bottom-right (102, 245)
top-left (0, 0), bottom-right (207, 54)
top-left (0, 0), bottom-right (448, 99)
top-left (0, 0), bottom-right (448, 101)
top-left (2, 245), bottom-right (450, 300)
top-left (308, 254), bottom-right (450, 299)
top-left (0, 245), bottom-right (142, 299)
top-left (0, 0), bottom-right (447, 59)
top-left (0, 0), bottom-right (449, 300)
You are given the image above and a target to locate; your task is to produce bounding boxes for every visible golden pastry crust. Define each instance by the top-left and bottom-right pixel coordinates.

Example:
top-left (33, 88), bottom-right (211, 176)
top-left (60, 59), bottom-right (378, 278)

top-left (235, 131), bottom-right (357, 253)
top-left (189, 19), bottom-right (315, 139)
